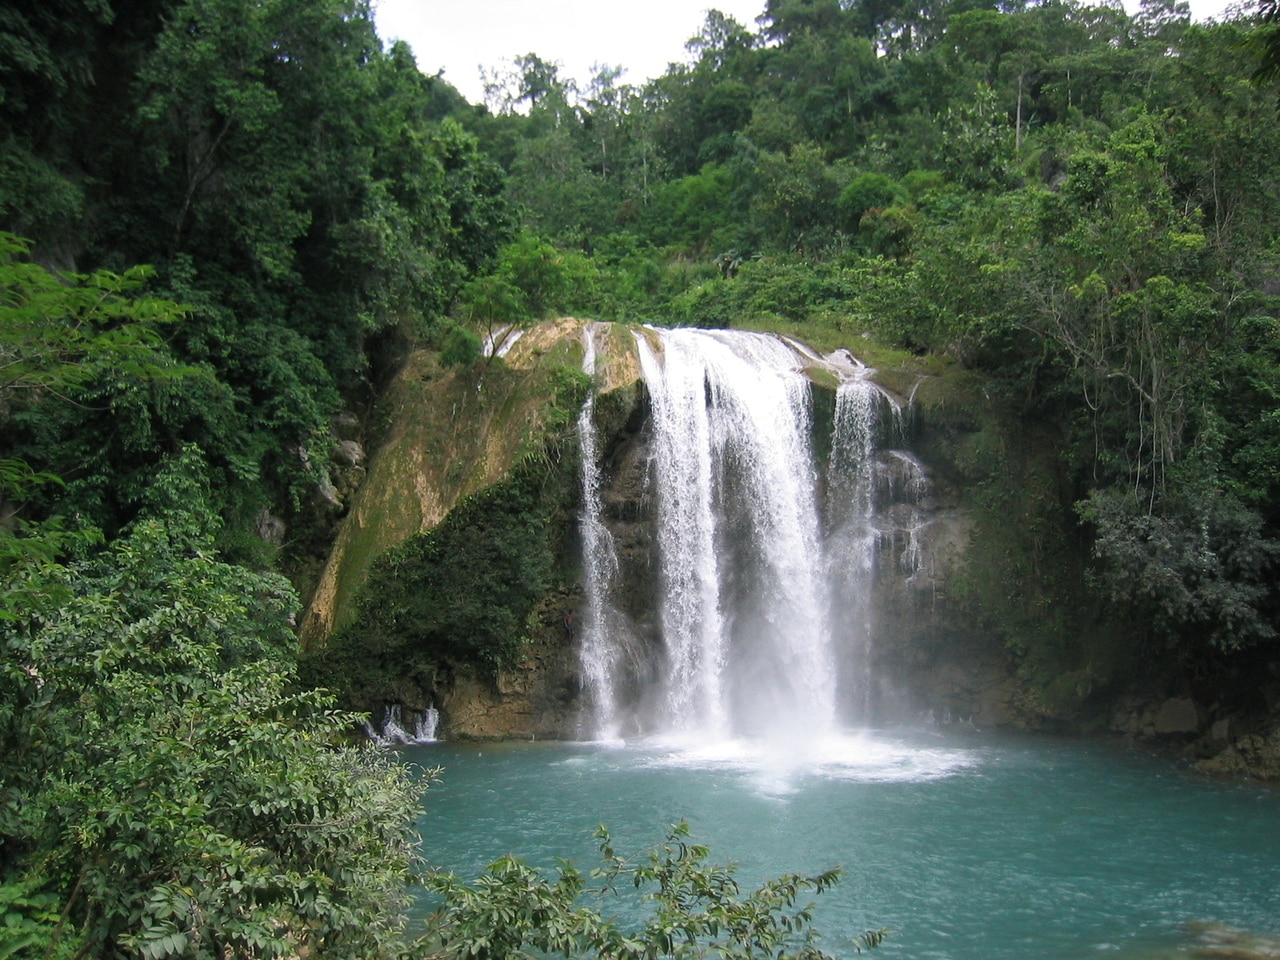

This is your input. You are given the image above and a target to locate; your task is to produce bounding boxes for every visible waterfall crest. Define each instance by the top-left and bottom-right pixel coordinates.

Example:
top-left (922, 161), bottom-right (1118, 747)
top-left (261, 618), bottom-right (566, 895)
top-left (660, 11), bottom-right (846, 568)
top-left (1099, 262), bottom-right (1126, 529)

top-left (577, 326), bottom-right (926, 743)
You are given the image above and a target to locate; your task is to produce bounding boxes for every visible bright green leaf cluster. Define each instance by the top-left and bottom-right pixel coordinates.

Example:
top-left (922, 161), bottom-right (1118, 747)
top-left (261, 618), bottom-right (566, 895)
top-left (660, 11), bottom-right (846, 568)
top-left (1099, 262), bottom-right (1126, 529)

top-left (424, 822), bottom-right (885, 960)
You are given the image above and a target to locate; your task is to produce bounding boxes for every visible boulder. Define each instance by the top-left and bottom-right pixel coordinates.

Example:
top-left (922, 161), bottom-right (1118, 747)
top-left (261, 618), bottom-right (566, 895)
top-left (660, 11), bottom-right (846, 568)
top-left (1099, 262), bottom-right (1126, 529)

top-left (1153, 697), bottom-right (1199, 735)
top-left (331, 439), bottom-right (365, 468)
top-left (331, 410), bottom-right (361, 440)
top-left (255, 508), bottom-right (286, 545)
top-left (1195, 726), bottom-right (1280, 780)
top-left (315, 475), bottom-right (343, 513)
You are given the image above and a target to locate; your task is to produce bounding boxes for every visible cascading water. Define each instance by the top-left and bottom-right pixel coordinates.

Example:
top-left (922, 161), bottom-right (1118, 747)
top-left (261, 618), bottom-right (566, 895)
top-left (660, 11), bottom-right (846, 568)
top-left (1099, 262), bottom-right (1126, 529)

top-left (825, 379), bottom-right (885, 722)
top-left (363, 704), bottom-right (439, 746)
top-left (638, 328), bottom-right (835, 741)
top-left (482, 325), bottom-right (524, 358)
top-left (576, 325), bottom-right (927, 744)
top-left (576, 323), bottom-right (624, 739)
top-left (824, 379), bottom-right (929, 721)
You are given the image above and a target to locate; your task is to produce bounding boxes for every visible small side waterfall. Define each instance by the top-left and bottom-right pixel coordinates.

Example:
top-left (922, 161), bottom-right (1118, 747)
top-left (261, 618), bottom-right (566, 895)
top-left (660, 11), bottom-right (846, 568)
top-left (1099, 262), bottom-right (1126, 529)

top-left (577, 325), bottom-right (928, 743)
top-left (363, 704), bottom-right (439, 746)
top-left (576, 323), bottom-right (624, 738)
top-left (482, 325), bottom-right (525, 358)
top-left (825, 380), bottom-right (928, 722)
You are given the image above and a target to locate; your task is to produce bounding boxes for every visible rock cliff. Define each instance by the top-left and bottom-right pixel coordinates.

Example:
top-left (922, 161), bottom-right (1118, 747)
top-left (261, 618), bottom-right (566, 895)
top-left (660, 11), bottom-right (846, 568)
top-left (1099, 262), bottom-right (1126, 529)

top-left (302, 320), bottom-right (1230, 750)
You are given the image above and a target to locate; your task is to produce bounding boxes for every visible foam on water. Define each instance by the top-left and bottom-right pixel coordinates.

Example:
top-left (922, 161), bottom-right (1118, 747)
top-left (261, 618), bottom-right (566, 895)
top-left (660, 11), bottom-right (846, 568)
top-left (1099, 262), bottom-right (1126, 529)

top-left (631, 727), bottom-right (980, 787)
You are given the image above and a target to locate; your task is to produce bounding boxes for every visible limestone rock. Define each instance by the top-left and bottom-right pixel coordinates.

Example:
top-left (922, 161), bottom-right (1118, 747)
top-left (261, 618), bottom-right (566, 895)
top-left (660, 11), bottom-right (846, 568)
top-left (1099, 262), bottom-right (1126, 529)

top-left (255, 508), bottom-right (286, 545)
top-left (332, 410), bottom-right (361, 440)
top-left (1154, 697), bottom-right (1199, 735)
top-left (1196, 726), bottom-right (1280, 780)
top-left (1188, 922), bottom-right (1280, 959)
top-left (315, 474), bottom-right (343, 513)
top-left (331, 439), bottom-right (365, 468)
top-left (1196, 745), bottom-right (1251, 778)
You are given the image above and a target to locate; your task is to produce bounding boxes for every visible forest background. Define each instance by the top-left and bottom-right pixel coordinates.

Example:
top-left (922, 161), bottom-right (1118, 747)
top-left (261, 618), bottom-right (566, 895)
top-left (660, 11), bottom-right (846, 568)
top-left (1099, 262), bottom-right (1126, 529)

top-left (2, 0), bottom-right (1280, 955)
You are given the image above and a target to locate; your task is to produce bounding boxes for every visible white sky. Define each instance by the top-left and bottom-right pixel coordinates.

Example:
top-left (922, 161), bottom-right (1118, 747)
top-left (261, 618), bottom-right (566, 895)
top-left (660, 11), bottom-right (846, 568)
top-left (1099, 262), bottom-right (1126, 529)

top-left (372, 0), bottom-right (1240, 107)
top-left (372, 0), bottom-right (768, 105)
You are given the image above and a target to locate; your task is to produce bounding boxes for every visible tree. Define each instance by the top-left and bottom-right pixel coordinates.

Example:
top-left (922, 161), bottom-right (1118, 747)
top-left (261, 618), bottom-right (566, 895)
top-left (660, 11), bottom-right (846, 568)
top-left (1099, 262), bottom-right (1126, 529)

top-left (457, 273), bottom-right (527, 360)
top-left (1251, 0), bottom-right (1280, 85)
top-left (0, 234), bottom-right (180, 402)
top-left (0, 0), bottom-right (514, 540)
top-left (0, 232), bottom-right (191, 547)
top-left (750, 142), bottom-right (845, 249)
top-left (0, 447), bottom-right (424, 959)
top-left (1081, 485), bottom-right (1278, 655)
top-left (837, 173), bottom-right (903, 232)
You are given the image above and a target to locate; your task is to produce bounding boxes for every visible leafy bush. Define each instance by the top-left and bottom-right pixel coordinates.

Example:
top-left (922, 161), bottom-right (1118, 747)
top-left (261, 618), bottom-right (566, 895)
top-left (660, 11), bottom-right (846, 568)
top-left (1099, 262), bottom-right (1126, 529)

top-left (0, 449), bottom-right (424, 959)
top-left (837, 173), bottom-right (903, 232)
top-left (423, 822), bottom-right (885, 960)
top-left (1081, 487), bottom-right (1280, 654)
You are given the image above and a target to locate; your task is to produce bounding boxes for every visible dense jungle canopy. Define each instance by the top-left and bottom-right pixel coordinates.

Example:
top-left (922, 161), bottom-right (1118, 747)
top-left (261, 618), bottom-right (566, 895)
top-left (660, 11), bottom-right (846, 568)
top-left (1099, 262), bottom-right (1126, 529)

top-left (2, 0), bottom-right (1280, 955)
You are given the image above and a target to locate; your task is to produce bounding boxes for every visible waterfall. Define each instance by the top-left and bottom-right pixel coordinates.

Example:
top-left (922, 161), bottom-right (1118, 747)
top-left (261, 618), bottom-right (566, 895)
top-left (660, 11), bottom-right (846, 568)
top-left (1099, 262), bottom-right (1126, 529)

top-left (482, 325), bottom-right (525, 358)
top-left (577, 323), bottom-right (623, 738)
top-left (827, 380), bottom-right (896, 721)
top-left (636, 328), bottom-right (835, 740)
top-left (363, 704), bottom-right (438, 746)
top-left (576, 325), bottom-right (927, 742)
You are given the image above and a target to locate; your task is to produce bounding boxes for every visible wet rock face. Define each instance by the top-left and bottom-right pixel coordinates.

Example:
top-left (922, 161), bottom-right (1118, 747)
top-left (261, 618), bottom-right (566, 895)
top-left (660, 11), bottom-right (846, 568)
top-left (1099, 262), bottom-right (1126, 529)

top-left (415, 383), bottom-right (656, 742)
top-left (1109, 695), bottom-right (1205, 739)
top-left (1195, 726), bottom-right (1280, 780)
top-left (371, 588), bottom-right (587, 742)
top-left (439, 633), bottom-right (584, 740)
top-left (596, 407), bottom-right (657, 641)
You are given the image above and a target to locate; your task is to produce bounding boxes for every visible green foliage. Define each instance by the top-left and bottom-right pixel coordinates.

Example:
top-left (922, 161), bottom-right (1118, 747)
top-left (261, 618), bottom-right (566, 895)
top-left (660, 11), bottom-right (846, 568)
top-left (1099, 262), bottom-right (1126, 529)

top-left (440, 324), bottom-right (484, 368)
top-left (1081, 486), bottom-right (1279, 654)
top-left (939, 83), bottom-right (1013, 190)
top-left (312, 457), bottom-right (575, 707)
top-left (749, 142), bottom-right (845, 249)
top-left (1249, 0), bottom-right (1280, 85)
top-left (0, 233), bottom-right (185, 398)
top-left (458, 234), bottom-right (602, 339)
top-left (0, 447), bottom-right (424, 959)
top-left (644, 164), bottom-right (744, 252)
top-left (837, 174), bottom-right (903, 233)
top-left (0, 879), bottom-right (85, 960)
top-left (0, 232), bottom-right (199, 553)
top-left (373, 472), bottom-right (549, 669)
top-left (3, 0), bottom-right (513, 543)
top-left (494, 234), bottom-right (583, 319)
top-left (424, 822), bottom-right (884, 960)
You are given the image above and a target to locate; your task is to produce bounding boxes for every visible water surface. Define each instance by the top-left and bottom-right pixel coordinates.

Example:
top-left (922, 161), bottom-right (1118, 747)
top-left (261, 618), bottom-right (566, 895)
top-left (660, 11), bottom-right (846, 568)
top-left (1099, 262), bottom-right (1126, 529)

top-left (403, 729), bottom-right (1280, 960)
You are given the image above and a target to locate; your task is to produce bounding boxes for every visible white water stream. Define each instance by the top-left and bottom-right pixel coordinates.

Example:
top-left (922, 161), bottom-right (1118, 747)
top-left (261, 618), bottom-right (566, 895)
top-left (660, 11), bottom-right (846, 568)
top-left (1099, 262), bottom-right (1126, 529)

top-left (578, 327), bottom-right (924, 745)
top-left (576, 323), bottom-right (624, 738)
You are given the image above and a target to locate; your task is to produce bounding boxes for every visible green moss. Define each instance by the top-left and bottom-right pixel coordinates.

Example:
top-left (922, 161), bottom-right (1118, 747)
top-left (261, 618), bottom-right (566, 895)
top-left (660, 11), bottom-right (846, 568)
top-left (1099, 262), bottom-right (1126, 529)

top-left (303, 345), bottom-right (592, 639)
top-left (302, 457), bottom-right (577, 709)
top-left (299, 328), bottom-right (594, 707)
top-left (592, 383), bottom-right (645, 453)
top-left (809, 382), bottom-right (837, 468)
top-left (804, 366), bottom-right (841, 391)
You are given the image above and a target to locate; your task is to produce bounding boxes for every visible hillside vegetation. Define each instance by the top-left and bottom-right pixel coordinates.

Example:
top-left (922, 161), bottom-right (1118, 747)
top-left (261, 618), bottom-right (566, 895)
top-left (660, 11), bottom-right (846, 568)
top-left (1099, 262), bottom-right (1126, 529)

top-left (3, 0), bottom-right (1280, 954)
